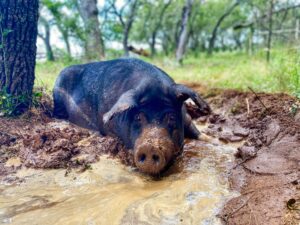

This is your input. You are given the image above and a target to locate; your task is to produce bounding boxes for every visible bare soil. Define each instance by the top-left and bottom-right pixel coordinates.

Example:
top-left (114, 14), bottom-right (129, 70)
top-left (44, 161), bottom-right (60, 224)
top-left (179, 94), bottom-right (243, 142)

top-left (0, 85), bottom-right (299, 225)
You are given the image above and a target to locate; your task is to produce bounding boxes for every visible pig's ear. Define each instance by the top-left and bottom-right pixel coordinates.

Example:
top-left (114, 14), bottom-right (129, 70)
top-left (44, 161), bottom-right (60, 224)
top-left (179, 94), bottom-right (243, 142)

top-left (103, 89), bottom-right (137, 124)
top-left (175, 84), bottom-right (212, 115)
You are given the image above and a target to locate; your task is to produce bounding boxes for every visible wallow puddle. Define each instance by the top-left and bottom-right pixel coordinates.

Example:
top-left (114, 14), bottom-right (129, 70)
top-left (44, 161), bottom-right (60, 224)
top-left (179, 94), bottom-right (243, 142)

top-left (0, 123), bottom-right (240, 225)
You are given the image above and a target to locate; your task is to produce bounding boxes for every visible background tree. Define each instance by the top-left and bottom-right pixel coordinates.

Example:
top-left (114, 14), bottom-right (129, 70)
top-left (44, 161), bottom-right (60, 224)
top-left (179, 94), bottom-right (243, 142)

top-left (0, 0), bottom-right (39, 114)
top-left (35, 0), bottom-right (300, 63)
top-left (42, 0), bottom-right (85, 58)
top-left (108, 0), bottom-right (140, 56)
top-left (207, 0), bottom-right (241, 55)
top-left (176, 0), bottom-right (194, 64)
top-left (38, 16), bottom-right (55, 61)
top-left (77, 0), bottom-right (105, 60)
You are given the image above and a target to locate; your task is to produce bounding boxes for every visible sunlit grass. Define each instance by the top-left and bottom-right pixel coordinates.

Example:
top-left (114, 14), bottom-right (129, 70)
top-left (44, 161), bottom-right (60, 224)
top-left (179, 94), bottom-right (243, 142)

top-left (35, 48), bottom-right (300, 96)
top-left (35, 61), bottom-right (67, 91)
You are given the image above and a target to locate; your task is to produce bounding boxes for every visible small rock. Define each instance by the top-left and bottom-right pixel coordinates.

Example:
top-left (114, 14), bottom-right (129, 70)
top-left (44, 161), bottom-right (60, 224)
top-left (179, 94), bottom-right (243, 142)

top-left (265, 120), bottom-right (281, 145)
top-left (233, 127), bottom-right (249, 137)
top-left (197, 116), bottom-right (208, 123)
top-left (208, 114), bottom-right (226, 124)
top-left (235, 146), bottom-right (257, 160)
top-left (219, 132), bottom-right (244, 143)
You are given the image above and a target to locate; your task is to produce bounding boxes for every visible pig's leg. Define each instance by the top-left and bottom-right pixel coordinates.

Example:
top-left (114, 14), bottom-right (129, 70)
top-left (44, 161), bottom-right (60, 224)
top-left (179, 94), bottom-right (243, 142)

top-left (53, 88), bottom-right (68, 119)
top-left (184, 113), bottom-right (200, 139)
top-left (182, 106), bottom-right (200, 139)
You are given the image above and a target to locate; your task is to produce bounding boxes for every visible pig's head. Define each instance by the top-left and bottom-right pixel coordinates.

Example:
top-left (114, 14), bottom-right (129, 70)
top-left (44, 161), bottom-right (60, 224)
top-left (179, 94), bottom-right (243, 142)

top-left (103, 83), bottom-right (210, 175)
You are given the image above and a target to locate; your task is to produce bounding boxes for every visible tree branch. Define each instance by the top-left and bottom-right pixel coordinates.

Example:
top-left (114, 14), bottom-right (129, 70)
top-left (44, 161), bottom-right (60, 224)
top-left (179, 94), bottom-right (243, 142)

top-left (234, 3), bottom-right (300, 30)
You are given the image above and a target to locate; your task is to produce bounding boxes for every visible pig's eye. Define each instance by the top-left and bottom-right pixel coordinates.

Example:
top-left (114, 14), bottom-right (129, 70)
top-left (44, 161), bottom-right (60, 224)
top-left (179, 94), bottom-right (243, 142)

top-left (134, 112), bottom-right (145, 124)
top-left (134, 114), bottom-right (141, 122)
top-left (166, 113), bottom-right (177, 125)
top-left (169, 114), bottom-right (176, 122)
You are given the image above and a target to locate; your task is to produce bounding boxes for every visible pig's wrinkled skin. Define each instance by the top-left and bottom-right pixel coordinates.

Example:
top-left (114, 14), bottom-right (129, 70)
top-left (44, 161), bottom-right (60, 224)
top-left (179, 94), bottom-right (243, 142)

top-left (53, 58), bottom-right (211, 175)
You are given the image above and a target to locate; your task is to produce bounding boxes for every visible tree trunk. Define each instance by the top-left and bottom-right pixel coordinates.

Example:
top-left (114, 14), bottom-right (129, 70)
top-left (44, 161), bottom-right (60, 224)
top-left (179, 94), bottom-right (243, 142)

top-left (150, 0), bottom-right (171, 57)
top-left (247, 25), bottom-right (254, 56)
top-left (59, 29), bottom-right (71, 56)
top-left (176, 0), bottom-right (194, 64)
top-left (150, 31), bottom-right (157, 57)
top-left (233, 32), bottom-right (242, 50)
top-left (0, 0), bottom-right (39, 113)
top-left (162, 32), bottom-right (170, 56)
top-left (266, 0), bottom-right (274, 62)
top-left (38, 17), bottom-right (55, 61)
top-left (78, 0), bottom-right (105, 60)
top-left (207, 0), bottom-right (239, 55)
top-left (123, 0), bottom-right (139, 57)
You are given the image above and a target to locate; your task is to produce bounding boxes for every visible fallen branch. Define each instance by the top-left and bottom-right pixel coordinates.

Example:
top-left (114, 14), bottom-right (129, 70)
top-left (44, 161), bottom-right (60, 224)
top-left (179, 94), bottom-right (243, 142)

top-left (248, 87), bottom-right (269, 111)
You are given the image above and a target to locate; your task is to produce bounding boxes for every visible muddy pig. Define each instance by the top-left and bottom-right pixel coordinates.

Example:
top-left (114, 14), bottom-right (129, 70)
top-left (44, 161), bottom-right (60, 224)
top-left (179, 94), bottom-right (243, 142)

top-left (53, 58), bottom-right (211, 175)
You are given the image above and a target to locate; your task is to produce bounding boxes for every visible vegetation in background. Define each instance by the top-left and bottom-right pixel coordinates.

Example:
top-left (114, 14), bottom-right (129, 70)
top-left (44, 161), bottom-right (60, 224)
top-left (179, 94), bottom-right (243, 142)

top-left (35, 47), bottom-right (300, 98)
top-left (34, 0), bottom-right (300, 99)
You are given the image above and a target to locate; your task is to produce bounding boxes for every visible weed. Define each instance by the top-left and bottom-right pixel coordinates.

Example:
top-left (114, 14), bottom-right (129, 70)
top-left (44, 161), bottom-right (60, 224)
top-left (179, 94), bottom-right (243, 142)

top-left (0, 89), bottom-right (43, 117)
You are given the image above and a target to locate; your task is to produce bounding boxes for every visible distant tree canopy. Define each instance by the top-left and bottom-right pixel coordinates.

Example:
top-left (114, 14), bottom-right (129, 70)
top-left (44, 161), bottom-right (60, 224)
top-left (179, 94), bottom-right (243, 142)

top-left (38, 0), bottom-right (300, 63)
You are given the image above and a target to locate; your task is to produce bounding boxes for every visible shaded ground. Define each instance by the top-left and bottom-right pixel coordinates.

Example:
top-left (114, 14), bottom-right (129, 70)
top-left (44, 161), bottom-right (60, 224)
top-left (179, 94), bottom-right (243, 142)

top-left (0, 85), bottom-right (299, 224)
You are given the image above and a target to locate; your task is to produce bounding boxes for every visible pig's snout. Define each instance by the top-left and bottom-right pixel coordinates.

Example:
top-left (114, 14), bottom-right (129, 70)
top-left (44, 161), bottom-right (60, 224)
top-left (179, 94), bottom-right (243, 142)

top-left (134, 143), bottom-right (166, 175)
top-left (133, 127), bottom-right (179, 175)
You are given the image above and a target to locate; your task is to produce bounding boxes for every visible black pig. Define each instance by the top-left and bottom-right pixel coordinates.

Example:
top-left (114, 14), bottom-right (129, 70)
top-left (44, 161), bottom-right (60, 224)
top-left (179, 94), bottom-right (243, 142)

top-left (53, 58), bottom-right (210, 175)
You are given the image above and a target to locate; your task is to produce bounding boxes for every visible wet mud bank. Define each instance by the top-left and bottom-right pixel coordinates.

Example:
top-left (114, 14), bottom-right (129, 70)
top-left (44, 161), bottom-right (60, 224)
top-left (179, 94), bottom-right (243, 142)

top-left (0, 85), bottom-right (299, 224)
top-left (188, 84), bottom-right (300, 225)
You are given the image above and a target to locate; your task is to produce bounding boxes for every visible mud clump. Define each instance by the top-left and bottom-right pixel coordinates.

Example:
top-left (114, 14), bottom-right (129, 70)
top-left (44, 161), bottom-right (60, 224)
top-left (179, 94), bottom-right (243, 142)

top-left (0, 112), bottom-right (131, 179)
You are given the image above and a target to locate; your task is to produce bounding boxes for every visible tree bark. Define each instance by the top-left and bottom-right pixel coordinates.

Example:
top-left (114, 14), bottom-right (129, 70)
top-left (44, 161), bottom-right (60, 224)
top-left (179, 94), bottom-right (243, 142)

top-left (0, 0), bottom-right (39, 112)
top-left (38, 16), bottom-right (55, 61)
top-left (78, 0), bottom-right (105, 60)
top-left (207, 0), bottom-right (240, 55)
top-left (176, 0), bottom-right (194, 64)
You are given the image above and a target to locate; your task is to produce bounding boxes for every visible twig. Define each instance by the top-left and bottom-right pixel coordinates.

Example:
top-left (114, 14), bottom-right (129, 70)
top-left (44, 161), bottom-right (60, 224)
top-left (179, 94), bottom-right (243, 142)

top-left (248, 87), bottom-right (269, 111)
top-left (245, 98), bottom-right (250, 115)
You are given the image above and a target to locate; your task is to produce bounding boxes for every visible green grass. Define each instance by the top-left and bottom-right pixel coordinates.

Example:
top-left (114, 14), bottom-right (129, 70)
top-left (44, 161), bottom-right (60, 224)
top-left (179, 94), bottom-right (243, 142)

top-left (35, 48), bottom-right (300, 97)
top-left (35, 60), bottom-right (76, 91)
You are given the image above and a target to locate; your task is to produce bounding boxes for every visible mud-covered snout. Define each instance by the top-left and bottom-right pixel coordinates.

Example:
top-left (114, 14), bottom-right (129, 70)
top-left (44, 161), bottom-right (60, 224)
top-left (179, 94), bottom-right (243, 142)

top-left (134, 127), bottom-right (179, 175)
top-left (135, 143), bottom-right (167, 175)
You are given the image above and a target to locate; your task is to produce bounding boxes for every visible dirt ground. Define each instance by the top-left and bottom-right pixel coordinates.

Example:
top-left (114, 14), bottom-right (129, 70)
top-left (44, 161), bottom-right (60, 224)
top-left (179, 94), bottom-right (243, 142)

top-left (0, 85), bottom-right (299, 225)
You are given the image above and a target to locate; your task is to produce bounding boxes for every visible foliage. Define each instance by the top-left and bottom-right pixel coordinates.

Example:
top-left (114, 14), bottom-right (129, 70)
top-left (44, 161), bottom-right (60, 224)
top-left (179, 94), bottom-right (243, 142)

top-left (38, 0), bottom-right (300, 60)
top-left (270, 48), bottom-right (300, 96)
top-left (0, 90), bottom-right (43, 117)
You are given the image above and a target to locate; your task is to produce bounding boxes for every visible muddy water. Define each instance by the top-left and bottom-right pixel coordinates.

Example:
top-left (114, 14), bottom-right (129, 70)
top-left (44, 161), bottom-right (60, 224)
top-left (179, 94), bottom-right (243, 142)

top-left (0, 123), bottom-right (240, 225)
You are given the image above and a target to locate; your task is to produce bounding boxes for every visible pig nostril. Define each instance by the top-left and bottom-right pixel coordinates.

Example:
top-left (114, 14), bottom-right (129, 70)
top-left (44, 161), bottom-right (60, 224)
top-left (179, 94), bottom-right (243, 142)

top-left (139, 154), bottom-right (146, 163)
top-left (152, 154), bottom-right (160, 163)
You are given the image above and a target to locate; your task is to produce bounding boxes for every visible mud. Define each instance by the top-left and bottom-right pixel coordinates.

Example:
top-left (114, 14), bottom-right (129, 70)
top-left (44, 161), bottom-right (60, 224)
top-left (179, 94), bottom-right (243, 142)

top-left (0, 109), bottom-right (131, 181)
top-left (187, 83), bottom-right (300, 225)
top-left (0, 85), bottom-right (299, 224)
